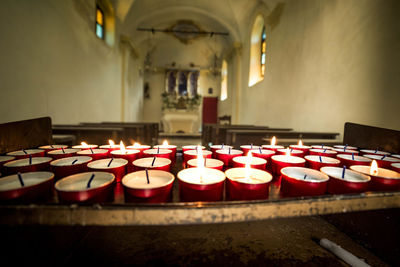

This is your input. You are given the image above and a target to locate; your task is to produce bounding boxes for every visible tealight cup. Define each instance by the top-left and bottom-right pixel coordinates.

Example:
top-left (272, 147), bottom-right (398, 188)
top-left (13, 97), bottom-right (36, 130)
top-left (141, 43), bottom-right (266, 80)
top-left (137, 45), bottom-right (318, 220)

top-left (333, 148), bottom-right (359, 155)
top-left (55, 172), bottom-right (115, 203)
top-left (337, 154), bottom-right (372, 167)
top-left (182, 145), bottom-right (206, 153)
top-left (277, 148), bottom-right (304, 158)
top-left (261, 145), bottom-right (284, 152)
top-left (183, 150), bottom-right (212, 165)
top-left (0, 172), bottom-right (54, 202)
top-left (363, 154), bottom-right (400, 169)
top-left (177, 167), bottom-right (226, 202)
top-left (48, 148), bottom-right (80, 160)
top-left (304, 155), bottom-right (341, 170)
top-left (280, 167), bottom-right (329, 197)
top-left (3, 157), bottom-right (52, 175)
top-left (122, 170), bottom-right (175, 203)
top-left (186, 158), bottom-right (224, 171)
top-left (38, 145), bottom-right (68, 155)
top-left (154, 144), bottom-right (177, 161)
top-left (321, 167), bottom-right (370, 194)
top-left (132, 157), bottom-right (172, 172)
top-left (308, 149), bottom-right (337, 157)
top-left (311, 145), bottom-right (334, 150)
top-left (232, 156), bottom-right (267, 170)
top-left (127, 144), bottom-right (151, 158)
top-left (360, 149), bottom-right (390, 156)
top-left (87, 158), bottom-right (128, 182)
top-left (271, 155), bottom-right (306, 176)
top-left (210, 145), bottom-right (233, 158)
top-left (7, 149), bottom-right (45, 160)
top-left (289, 144), bottom-right (311, 155)
top-left (77, 149), bottom-right (109, 160)
top-left (334, 145), bottom-right (358, 150)
top-left (350, 165), bottom-right (400, 191)
top-left (216, 149), bottom-right (243, 167)
top-left (143, 148), bottom-right (173, 160)
top-left (50, 156), bottom-right (92, 180)
top-left (240, 145), bottom-right (261, 156)
top-left (225, 168), bottom-right (273, 200)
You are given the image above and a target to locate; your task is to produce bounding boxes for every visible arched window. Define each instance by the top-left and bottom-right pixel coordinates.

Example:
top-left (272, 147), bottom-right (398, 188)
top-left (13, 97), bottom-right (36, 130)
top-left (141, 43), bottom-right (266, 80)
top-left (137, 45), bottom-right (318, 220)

top-left (248, 15), bottom-right (265, 87)
top-left (94, 0), bottom-right (115, 46)
top-left (95, 6), bottom-right (105, 40)
top-left (220, 60), bottom-right (228, 101)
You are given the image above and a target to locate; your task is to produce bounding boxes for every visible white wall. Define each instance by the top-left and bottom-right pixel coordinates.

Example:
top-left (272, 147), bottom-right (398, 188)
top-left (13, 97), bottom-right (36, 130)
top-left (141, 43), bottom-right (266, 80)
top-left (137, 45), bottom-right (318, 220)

top-left (0, 0), bottom-right (142, 124)
top-left (234, 0), bottom-right (400, 135)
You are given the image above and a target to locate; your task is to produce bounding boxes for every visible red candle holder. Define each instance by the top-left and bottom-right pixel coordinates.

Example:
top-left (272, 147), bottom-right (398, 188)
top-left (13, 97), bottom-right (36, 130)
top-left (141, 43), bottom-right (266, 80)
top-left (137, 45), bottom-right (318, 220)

top-left (177, 167), bottom-right (226, 202)
top-left (271, 155), bottom-right (306, 176)
top-left (122, 170), bottom-right (175, 203)
top-left (225, 167), bottom-right (272, 200)
top-left (350, 165), bottom-right (400, 191)
top-left (7, 149), bottom-right (45, 160)
top-left (87, 158), bottom-right (128, 182)
top-left (232, 156), bottom-right (267, 170)
top-left (132, 157), bottom-right (172, 172)
top-left (261, 145), bottom-right (284, 152)
top-left (3, 157), bottom-right (52, 175)
top-left (111, 149), bottom-right (140, 164)
top-left (55, 172), bottom-right (115, 203)
top-left (182, 145), bottom-right (205, 153)
top-left (320, 167), bottom-right (370, 194)
top-left (126, 145), bottom-right (151, 158)
top-left (39, 145), bottom-right (69, 155)
top-left (280, 167), bottom-right (329, 197)
top-left (0, 172), bottom-right (54, 203)
top-left (289, 145), bottom-right (311, 155)
top-left (391, 163), bottom-right (400, 173)
top-left (143, 148), bottom-right (173, 160)
top-left (77, 149), bottom-right (109, 160)
top-left (250, 149), bottom-right (275, 171)
top-left (183, 150), bottom-right (212, 166)
top-left (216, 149), bottom-right (243, 167)
top-left (187, 158), bottom-right (224, 171)
top-left (308, 148), bottom-right (338, 157)
top-left (304, 155), bottom-right (341, 170)
top-left (240, 145), bottom-right (261, 156)
top-left (363, 154), bottom-right (400, 169)
top-left (360, 149), bottom-right (390, 156)
top-left (337, 154), bottom-right (372, 167)
top-left (50, 156), bottom-right (92, 180)
top-left (210, 145), bottom-right (233, 158)
top-left (154, 144), bottom-right (177, 161)
top-left (277, 148), bottom-right (304, 158)
top-left (48, 148), bottom-right (80, 160)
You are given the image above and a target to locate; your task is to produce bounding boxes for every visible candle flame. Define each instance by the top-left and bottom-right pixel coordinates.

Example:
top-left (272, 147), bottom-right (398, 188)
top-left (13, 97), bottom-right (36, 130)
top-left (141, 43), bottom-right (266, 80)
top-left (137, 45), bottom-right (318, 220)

top-left (109, 139), bottom-right (115, 147)
top-left (133, 142), bottom-right (141, 147)
top-left (285, 148), bottom-right (291, 157)
top-left (271, 136), bottom-right (276, 146)
top-left (162, 140), bottom-right (169, 146)
top-left (298, 140), bottom-right (303, 146)
top-left (120, 141), bottom-right (125, 152)
top-left (370, 160), bottom-right (379, 176)
top-left (196, 145), bottom-right (205, 182)
top-left (244, 151), bottom-right (252, 181)
top-left (81, 142), bottom-right (88, 147)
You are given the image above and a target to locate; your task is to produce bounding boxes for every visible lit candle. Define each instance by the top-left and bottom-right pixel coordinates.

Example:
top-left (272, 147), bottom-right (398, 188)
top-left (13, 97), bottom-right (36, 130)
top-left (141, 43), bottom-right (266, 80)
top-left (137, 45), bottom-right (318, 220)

top-left (87, 158), bottom-right (128, 182)
top-left (122, 170), bottom-right (175, 203)
top-left (132, 157), bottom-right (172, 172)
top-left (280, 167), bottom-right (329, 197)
top-left (240, 144), bottom-right (261, 156)
top-left (186, 158), bottom-right (224, 170)
top-left (262, 136), bottom-right (284, 152)
top-left (99, 139), bottom-right (121, 154)
top-left (289, 140), bottom-right (311, 155)
top-left (0, 171), bottom-right (54, 202)
top-left (304, 155), bottom-right (341, 170)
top-left (154, 140), bottom-right (177, 161)
top-left (215, 148), bottom-right (243, 167)
top-left (50, 156), bottom-right (92, 180)
top-left (232, 151), bottom-right (267, 170)
top-left (126, 143), bottom-right (151, 158)
top-left (308, 148), bottom-right (338, 157)
top-left (110, 141), bottom-right (140, 171)
top-left (320, 166), bottom-right (370, 194)
top-left (72, 142), bottom-right (98, 150)
top-left (210, 144), bottom-right (233, 158)
top-left (363, 154), bottom-right (400, 169)
top-left (6, 149), bottom-right (45, 160)
top-left (3, 157), bottom-right (52, 175)
top-left (276, 148), bottom-right (305, 158)
top-left (183, 149), bottom-right (212, 165)
top-left (336, 154), bottom-right (372, 167)
top-left (55, 171), bottom-right (115, 203)
top-left (350, 160), bottom-right (400, 191)
top-left (271, 148), bottom-right (306, 176)
top-left (47, 148), bottom-right (80, 160)
top-left (77, 148), bottom-right (109, 160)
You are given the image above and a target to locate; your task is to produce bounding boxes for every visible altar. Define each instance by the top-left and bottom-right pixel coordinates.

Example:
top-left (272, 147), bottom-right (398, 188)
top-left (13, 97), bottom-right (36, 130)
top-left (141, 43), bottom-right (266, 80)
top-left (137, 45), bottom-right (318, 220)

top-left (161, 109), bottom-right (200, 134)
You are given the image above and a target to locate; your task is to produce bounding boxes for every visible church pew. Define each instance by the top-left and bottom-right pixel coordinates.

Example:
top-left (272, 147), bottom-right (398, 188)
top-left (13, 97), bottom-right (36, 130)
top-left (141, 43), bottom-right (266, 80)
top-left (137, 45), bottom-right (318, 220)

top-left (79, 123), bottom-right (146, 144)
top-left (101, 122), bottom-right (159, 146)
top-left (52, 125), bottom-right (124, 145)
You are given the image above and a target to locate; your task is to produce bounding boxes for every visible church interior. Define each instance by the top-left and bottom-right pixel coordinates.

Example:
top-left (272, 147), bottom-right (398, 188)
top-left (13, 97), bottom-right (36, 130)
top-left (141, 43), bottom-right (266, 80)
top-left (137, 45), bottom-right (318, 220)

top-left (1, 0), bottom-right (400, 266)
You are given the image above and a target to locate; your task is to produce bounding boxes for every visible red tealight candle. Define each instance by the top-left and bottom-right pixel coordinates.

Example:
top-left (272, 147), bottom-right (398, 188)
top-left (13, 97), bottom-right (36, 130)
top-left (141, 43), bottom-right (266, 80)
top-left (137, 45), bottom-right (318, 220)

top-left (154, 140), bottom-right (177, 161)
top-left (262, 136), bottom-right (284, 152)
top-left (7, 149), bottom-right (45, 160)
top-left (271, 149), bottom-right (306, 176)
top-left (0, 156), bottom-right (15, 171)
top-left (240, 144), bottom-right (261, 156)
top-left (321, 166), bottom-right (370, 194)
top-left (3, 157), bottom-right (52, 175)
top-left (132, 157), bottom-right (172, 172)
top-left (280, 167), bottom-right (329, 197)
top-left (232, 153), bottom-right (267, 170)
top-left (337, 154), bottom-right (372, 167)
top-left (304, 155), bottom-right (341, 170)
top-left (276, 148), bottom-right (304, 158)
top-left (72, 142), bottom-right (98, 150)
top-left (182, 145), bottom-right (205, 153)
top-left (363, 154), bottom-right (400, 169)
top-left (47, 148), bottom-right (80, 160)
top-left (55, 172), bottom-right (115, 203)
top-left (311, 145), bottom-right (334, 150)
top-left (183, 150), bottom-right (212, 165)
top-left (289, 140), bottom-right (311, 155)
top-left (87, 158), bottom-right (128, 182)
top-left (143, 148), bottom-right (173, 160)
top-left (187, 158), bottom-right (224, 171)
top-left (334, 145), bottom-right (358, 150)
top-left (99, 140), bottom-right (121, 155)
top-left (126, 143), bottom-right (151, 158)
top-left (50, 156), bottom-right (92, 180)
top-left (333, 148), bottom-right (359, 155)
top-left (308, 148), bottom-right (338, 157)
top-left (216, 148), bottom-right (243, 167)
top-left (359, 149), bottom-right (390, 156)
top-left (110, 142), bottom-right (140, 166)
top-left (351, 160), bottom-right (400, 191)
top-left (122, 170), bottom-right (175, 203)
top-left (77, 149), bottom-right (109, 160)
top-left (210, 144), bottom-right (233, 158)
top-left (250, 148), bottom-right (275, 171)
top-left (39, 145), bottom-right (69, 155)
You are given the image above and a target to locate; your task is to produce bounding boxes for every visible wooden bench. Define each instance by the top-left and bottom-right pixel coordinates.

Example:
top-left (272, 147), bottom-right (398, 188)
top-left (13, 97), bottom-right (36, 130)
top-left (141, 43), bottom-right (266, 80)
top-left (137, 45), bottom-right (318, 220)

top-left (52, 125), bottom-right (124, 145)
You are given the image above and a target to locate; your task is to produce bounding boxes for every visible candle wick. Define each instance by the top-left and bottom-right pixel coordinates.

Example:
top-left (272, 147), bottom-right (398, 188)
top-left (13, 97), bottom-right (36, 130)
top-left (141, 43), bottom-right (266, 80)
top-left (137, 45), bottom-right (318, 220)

top-left (62, 147), bottom-right (65, 154)
top-left (250, 143), bottom-right (253, 149)
top-left (87, 173), bottom-right (95, 188)
top-left (145, 168), bottom-right (150, 184)
top-left (303, 174), bottom-right (307, 180)
top-left (222, 143), bottom-right (224, 149)
top-left (90, 147), bottom-right (94, 154)
top-left (17, 172), bottom-right (24, 187)
top-left (29, 155), bottom-right (32, 165)
top-left (50, 144), bottom-right (54, 148)
top-left (375, 148), bottom-right (378, 153)
top-left (107, 158), bottom-right (114, 167)
top-left (151, 157), bottom-right (156, 166)
top-left (323, 149), bottom-right (327, 153)
top-left (157, 147), bottom-right (160, 154)
top-left (352, 153), bottom-right (355, 160)
top-left (319, 156), bottom-right (322, 163)
top-left (229, 147), bottom-right (231, 154)
top-left (381, 155), bottom-right (386, 160)
top-left (342, 165), bottom-right (346, 179)
top-left (321, 144), bottom-right (324, 148)
top-left (259, 147), bottom-right (262, 154)
top-left (22, 149), bottom-right (27, 154)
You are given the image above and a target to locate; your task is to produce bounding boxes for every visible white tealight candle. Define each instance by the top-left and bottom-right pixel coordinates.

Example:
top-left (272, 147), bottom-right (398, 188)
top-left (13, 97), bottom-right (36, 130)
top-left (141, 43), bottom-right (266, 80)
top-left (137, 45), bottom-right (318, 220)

top-left (184, 150), bottom-right (212, 158)
top-left (0, 172), bottom-right (54, 191)
top-left (320, 167), bottom-right (370, 183)
top-left (333, 148), bottom-right (359, 154)
top-left (7, 149), bottom-right (45, 158)
top-left (48, 148), bottom-right (80, 159)
top-left (182, 145), bottom-right (206, 152)
top-left (232, 156), bottom-right (267, 166)
top-left (225, 168), bottom-right (272, 184)
top-left (178, 167), bottom-right (225, 185)
top-left (305, 155), bottom-right (341, 164)
top-left (72, 143), bottom-right (98, 150)
top-left (39, 145), bottom-right (68, 150)
top-left (0, 156), bottom-right (15, 166)
top-left (51, 156), bottom-right (92, 167)
top-left (350, 165), bottom-right (400, 179)
top-left (133, 157), bottom-right (171, 169)
top-left (364, 154), bottom-right (400, 163)
top-left (334, 145), bottom-right (358, 150)
top-left (4, 157), bottom-right (52, 167)
top-left (122, 170), bottom-right (174, 190)
top-left (87, 158), bottom-right (127, 169)
top-left (309, 149), bottom-right (337, 156)
top-left (281, 167), bottom-right (329, 183)
top-left (210, 144), bottom-right (233, 150)
top-left (143, 148), bottom-right (172, 157)
top-left (55, 172), bottom-right (115, 192)
top-left (392, 154), bottom-right (400, 160)
top-left (187, 158), bottom-right (224, 170)
top-left (272, 155), bottom-right (305, 164)
top-left (311, 145), bottom-right (334, 150)
top-left (360, 149), bottom-right (390, 156)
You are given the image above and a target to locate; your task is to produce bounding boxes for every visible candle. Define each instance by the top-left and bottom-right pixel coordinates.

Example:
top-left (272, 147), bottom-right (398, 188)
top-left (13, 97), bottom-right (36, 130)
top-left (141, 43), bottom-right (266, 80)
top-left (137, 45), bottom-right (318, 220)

top-left (308, 148), bottom-right (338, 157)
top-left (55, 171), bottom-right (115, 203)
top-left (47, 148), bottom-right (80, 160)
top-left (126, 143), bottom-right (151, 158)
top-left (77, 148), bottom-right (109, 160)
top-left (50, 156), bottom-right (92, 180)
top-left (225, 160), bottom-right (273, 201)
top-left (215, 148), bottom-right (243, 167)
top-left (304, 155), bottom-right (341, 170)
top-left (276, 148), bottom-right (305, 158)
top-left (271, 149), bottom-right (306, 176)
top-left (359, 149), bottom-right (390, 156)
top-left (250, 148), bottom-right (275, 171)
top-left (187, 158), bottom-right (224, 170)
top-left (0, 171), bottom-right (54, 202)
top-left (240, 144), bottom-right (261, 156)
top-left (280, 167), bottom-right (329, 197)
top-left (320, 166), bottom-right (370, 194)
top-left (311, 145), bottom-right (334, 150)
top-left (336, 154), bottom-right (372, 167)
top-left (87, 158), bottom-right (128, 182)
top-left (333, 148), bottom-right (359, 155)
top-left (0, 156), bottom-right (15, 172)
top-left (232, 152), bottom-right (267, 170)
top-left (72, 142), bottom-right (98, 150)
top-left (262, 136), bottom-right (285, 152)
top-left (183, 149), bottom-right (212, 165)
top-left (132, 157), bottom-right (172, 172)
top-left (182, 145), bottom-right (206, 153)
top-left (210, 144), bottom-right (233, 158)
top-left (6, 149), bottom-right (45, 160)
top-left (122, 170), bottom-right (175, 203)
top-left (143, 148), bottom-right (173, 160)
top-left (99, 139), bottom-right (121, 154)
top-left (392, 154), bottom-right (400, 160)
top-left (289, 140), bottom-right (311, 155)
top-left (363, 154), bottom-right (400, 169)
top-left (3, 157), bottom-right (52, 175)
top-left (391, 163), bottom-right (400, 173)
top-left (334, 145), bottom-right (358, 150)
top-left (38, 145), bottom-right (69, 155)
top-left (350, 160), bottom-right (400, 191)
top-left (110, 142), bottom-right (140, 172)
top-left (154, 140), bottom-right (177, 161)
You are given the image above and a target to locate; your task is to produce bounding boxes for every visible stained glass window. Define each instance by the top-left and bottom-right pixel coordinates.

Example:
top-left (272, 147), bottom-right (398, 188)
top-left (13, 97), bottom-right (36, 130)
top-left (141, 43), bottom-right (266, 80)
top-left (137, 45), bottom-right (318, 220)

top-left (260, 26), bottom-right (266, 77)
top-left (95, 6), bottom-right (104, 39)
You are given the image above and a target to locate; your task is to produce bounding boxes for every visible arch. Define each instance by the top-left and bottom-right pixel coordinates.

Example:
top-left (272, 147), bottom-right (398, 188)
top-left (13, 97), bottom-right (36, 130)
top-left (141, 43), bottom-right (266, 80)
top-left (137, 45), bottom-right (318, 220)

top-left (248, 15), bottom-right (265, 87)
